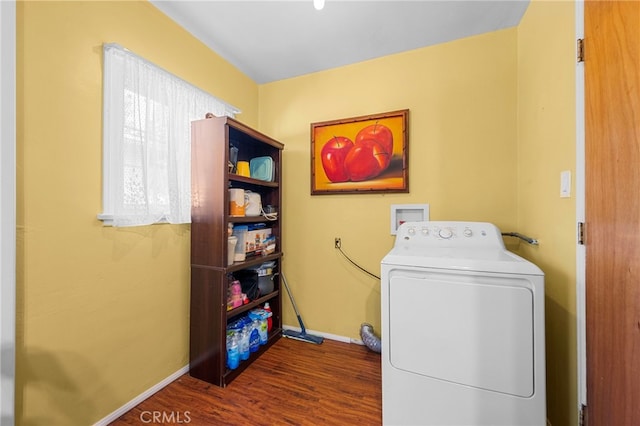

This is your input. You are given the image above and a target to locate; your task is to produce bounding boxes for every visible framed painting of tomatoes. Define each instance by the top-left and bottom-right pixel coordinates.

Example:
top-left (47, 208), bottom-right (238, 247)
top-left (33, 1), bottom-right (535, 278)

top-left (311, 109), bottom-right (409, 195)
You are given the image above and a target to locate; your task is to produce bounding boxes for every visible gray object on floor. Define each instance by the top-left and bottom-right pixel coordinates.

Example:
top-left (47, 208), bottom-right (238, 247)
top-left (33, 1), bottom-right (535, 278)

top-left (281, 272), bottom-right (324, 345)
top-left (360, 323), bottom-right (381, 353)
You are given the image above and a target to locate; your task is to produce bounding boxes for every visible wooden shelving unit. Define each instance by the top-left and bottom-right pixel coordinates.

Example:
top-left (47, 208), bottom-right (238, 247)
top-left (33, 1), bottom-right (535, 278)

top-left (189, 116), bottom-right (283, 387)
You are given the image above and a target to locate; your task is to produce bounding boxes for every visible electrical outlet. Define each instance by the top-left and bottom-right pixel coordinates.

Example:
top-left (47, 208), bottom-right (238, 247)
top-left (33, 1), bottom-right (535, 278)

top-left (335, 237), bottom-right (341, 249)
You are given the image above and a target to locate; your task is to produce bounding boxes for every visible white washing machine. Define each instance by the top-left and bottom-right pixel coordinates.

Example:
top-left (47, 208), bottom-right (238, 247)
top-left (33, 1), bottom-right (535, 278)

top-left (381, 221), bottom-right (546, 426)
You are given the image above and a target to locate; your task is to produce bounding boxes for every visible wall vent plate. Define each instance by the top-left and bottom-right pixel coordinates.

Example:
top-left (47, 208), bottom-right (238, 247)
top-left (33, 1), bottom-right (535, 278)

top-left (391, 204), bottom-right (429, 235)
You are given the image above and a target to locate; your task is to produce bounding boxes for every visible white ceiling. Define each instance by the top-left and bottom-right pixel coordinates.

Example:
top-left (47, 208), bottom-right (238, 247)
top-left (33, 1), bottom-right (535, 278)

top-left (150, 0), bottom-right (530, 84)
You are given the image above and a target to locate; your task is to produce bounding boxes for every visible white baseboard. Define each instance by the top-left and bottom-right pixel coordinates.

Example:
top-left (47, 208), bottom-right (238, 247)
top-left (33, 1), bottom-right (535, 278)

top-left (282, 324), bottom-right (363, 345)
top-left (93, 364), bottom-right (189, 426)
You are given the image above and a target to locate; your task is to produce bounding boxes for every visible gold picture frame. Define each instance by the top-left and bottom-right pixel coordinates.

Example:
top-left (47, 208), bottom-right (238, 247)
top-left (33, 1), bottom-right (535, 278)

top-left (311, 109), bottom-right (409, 195)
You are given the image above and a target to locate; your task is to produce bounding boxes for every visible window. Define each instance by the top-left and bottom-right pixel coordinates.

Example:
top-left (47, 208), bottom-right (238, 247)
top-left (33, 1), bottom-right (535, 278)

top-left (99, 43), bottom-right (239, 226)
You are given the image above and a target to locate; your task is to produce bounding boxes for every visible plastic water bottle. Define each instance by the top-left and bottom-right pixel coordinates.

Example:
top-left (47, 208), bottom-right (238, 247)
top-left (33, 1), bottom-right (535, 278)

top-left (249, 320), bottom-right (261, 353)
top-left (239, 326), bottom-right (250, 361)
top-left (226, 334), bottom-right (240, 370)
top-left (258, 318), bottom-right (268, 345)
top-left (264, 302), bottom-right (273, 332)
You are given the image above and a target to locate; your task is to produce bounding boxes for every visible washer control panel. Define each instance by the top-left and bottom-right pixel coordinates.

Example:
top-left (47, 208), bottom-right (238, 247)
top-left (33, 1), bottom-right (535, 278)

top-left (395, 221), bottom-right (505, 249)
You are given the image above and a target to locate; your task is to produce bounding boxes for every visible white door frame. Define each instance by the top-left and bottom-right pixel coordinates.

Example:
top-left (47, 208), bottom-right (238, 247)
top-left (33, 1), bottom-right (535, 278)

top-left (0, 1), bottom-right (16, 425)
top-left (575, 0), bottom-right (587, 415)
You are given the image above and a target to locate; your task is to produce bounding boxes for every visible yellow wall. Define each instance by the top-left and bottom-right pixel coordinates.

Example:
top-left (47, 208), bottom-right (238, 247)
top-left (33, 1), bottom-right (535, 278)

top-left (517, 1), bottom-right (577, 425)
top-left (16, 1), bottom-right (258, 424)
top-left (259, 28), bottom-right (519, 339)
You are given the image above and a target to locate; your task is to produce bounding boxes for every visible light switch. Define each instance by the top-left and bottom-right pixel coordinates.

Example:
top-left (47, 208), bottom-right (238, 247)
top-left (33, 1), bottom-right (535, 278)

top-left (560, 171), bottom-right (571, 198)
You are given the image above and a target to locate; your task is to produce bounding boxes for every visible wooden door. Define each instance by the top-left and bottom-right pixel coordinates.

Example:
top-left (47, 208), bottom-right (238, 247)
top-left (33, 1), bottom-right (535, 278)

top-left (585, 1), bottom-right (640, 425)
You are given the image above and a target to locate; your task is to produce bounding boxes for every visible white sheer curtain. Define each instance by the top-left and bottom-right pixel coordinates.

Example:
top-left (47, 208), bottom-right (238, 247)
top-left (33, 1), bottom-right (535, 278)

top-left (101, 43), bottom-right (238, 227)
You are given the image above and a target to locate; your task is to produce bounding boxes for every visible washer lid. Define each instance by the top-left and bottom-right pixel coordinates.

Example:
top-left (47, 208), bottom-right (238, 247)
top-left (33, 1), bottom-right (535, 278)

top-left (382, 247), bottom-right (544, 275)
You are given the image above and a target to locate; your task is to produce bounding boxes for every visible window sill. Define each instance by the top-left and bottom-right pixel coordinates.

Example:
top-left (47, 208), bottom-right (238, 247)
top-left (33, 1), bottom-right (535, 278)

top-left (97, 213), bottom-right (114, 226)
top-left (97, 213), bottom-right (180, 227)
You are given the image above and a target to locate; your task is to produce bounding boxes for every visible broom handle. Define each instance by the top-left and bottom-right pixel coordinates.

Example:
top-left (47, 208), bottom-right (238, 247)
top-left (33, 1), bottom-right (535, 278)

top-left (281, 272), bottom-right (306, 331)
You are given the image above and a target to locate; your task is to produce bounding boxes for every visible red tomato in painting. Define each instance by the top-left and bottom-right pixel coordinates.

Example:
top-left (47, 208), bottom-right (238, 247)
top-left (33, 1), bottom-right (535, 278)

top-left (355, 123), bottom-right (393, 155)
top-left (321, 136), bottom-right (354, 182)
top-left (344, 139), bottom-right (391, 181)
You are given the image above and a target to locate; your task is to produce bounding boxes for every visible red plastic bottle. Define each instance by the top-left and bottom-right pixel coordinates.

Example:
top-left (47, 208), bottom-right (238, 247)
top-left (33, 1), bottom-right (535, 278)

top-left (264, 302), bottom-right (273, 332)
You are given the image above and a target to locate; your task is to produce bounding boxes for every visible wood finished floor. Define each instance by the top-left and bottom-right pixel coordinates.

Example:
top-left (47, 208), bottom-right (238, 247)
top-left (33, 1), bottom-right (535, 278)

top-left (110, 337), bottom-right (382, 425)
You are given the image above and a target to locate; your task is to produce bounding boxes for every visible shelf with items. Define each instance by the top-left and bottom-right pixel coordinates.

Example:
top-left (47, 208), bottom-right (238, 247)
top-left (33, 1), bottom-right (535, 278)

top-left (225, 252), bottom-right (282, 273)
top-left (226, 290), bottom-right (280, 319)
top-left (222, 328), bottom-right (282, 384)
top-left (227, 181), bottom-right (280, 223)
top-left (229, 174), bottom-right (279, 188)
top-left (223, 272), bottom-right (282, 384)
top-left (226, 257), bottom-right (281, 314)
top-left (229, 216), bottom-right (278, 224)
top-left (229, 224), bottom-right (278, 265)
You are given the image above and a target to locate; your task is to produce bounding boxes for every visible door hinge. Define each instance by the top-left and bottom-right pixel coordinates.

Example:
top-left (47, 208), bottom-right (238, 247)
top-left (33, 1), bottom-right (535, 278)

top-left (578, 222), bottom-right (585, 245)
top-left (577, 38), bottom-right (585, 62)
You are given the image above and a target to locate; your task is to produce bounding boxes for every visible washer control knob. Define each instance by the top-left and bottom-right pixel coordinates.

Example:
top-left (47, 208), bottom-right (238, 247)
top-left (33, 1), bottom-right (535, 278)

top-left (438, 228), bottom-right (453, 239)
top-left (421, 227), bottom-right (429, 236)
top-left (463, 228), bottom-right (473, 237)
top-left (408, 227), bottom-right (416, 236)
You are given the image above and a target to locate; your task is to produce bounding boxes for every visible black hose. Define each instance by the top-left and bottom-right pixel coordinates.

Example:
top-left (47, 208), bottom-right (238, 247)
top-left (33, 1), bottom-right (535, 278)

top-left (501, 232), bottom-right (539, 245)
